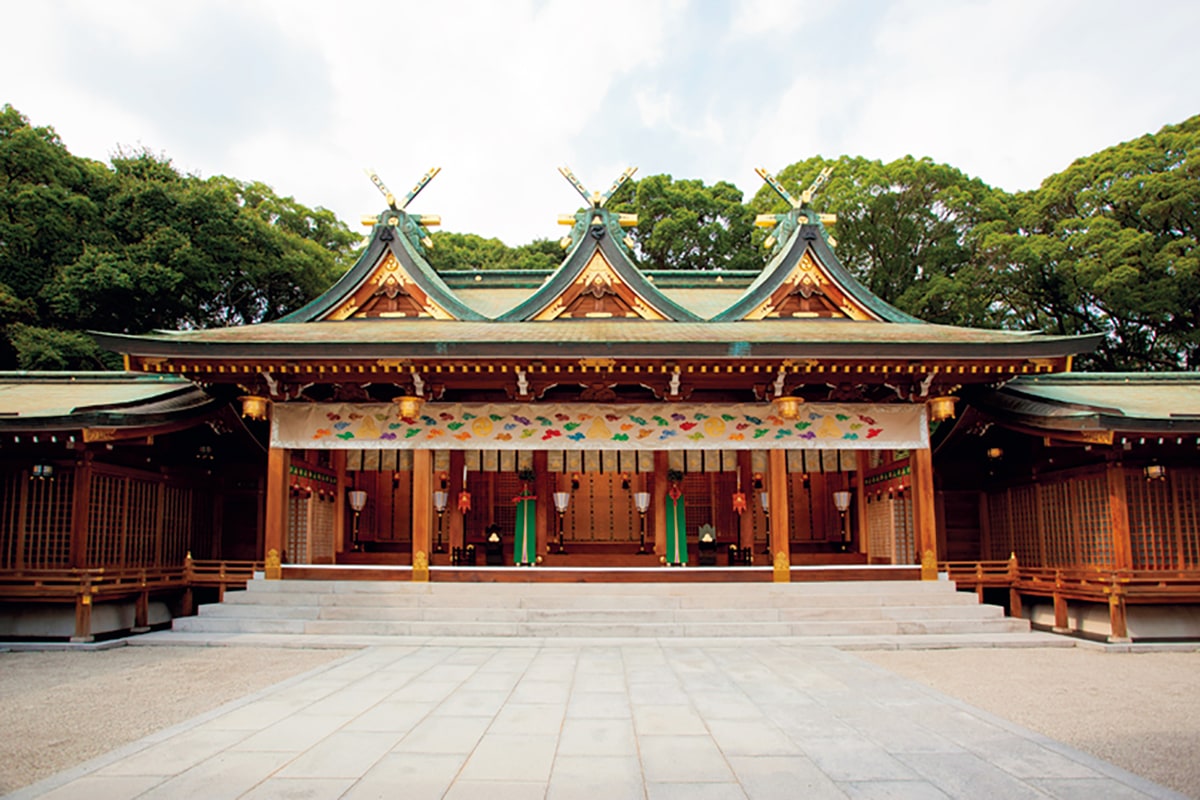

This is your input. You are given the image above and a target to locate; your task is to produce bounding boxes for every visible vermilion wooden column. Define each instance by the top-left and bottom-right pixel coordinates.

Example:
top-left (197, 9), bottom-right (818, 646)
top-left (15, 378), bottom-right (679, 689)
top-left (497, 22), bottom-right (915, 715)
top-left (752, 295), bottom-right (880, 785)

top-left (534, 451), bottom-right (551, 555)
top-left (737, 451), bottom-right (754, 551)
top-left (1107, 463), bottom-right (1133, 570)
top-left (332, 450), bottom-right (348, 555)
top-left (69, 452), bottom-right (93, 569)
top-left (767, 449), bottom-right (790, 579)
top-left (653, 451), bottom-right (668, 556)
top-left (264, 446), bottom-right (290, 571)
top-left (448, 451), bottom-right (465, 550)
top-left (911, 446), bottom-right (938, 579)
top-left (411, 449), bottom-right (432, 580)
top-left (856, 451), bottom-right (871, 558)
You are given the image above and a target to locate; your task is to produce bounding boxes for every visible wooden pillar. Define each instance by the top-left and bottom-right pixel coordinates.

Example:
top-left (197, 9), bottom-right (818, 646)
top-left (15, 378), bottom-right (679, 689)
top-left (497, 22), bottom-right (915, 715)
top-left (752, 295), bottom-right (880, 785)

top-left (264, 446), bottom-right (290, 574)
top-left (768, 449), bottom-right (790, 580)
top-left (332, 450), bottom-right (348, 554)
top-left (411, 449), bottom-right (432, 581)
top-left (69, 453), bottom-right (94, 569)
top-left (855, 451), bottom-right (871, 558)
top-left (911, 446), bottom-right (938, 580)
top-left (737, 451), bottom-right (754, 551)
top-left (653, 451), bottom-right (668, 557)
top-left (1106, 463), bottom-right (1133, 570)
top-left (71, 575), bottom-right (93, 643)
top-left (534, 451), bottom-right (552, 555)
top-left (448, 450), bottom-right (465, 550)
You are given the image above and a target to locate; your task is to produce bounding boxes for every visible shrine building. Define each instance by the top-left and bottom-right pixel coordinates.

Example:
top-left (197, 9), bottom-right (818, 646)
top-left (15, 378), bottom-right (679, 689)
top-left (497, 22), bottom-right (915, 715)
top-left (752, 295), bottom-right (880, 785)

top-left (90, 167), bottom-right (1102, 584)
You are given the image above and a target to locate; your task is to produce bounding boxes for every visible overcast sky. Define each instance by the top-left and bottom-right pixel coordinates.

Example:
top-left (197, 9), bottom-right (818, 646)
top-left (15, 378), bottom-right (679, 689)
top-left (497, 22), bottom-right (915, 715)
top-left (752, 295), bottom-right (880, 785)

top-left (4, 0), bottom-right (1198, 245)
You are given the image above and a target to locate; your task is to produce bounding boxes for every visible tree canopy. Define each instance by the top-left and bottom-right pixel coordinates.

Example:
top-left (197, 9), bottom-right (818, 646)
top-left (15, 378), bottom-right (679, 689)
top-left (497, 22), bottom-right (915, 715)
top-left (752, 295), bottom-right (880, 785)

top-left (0, 104), bottom-right (358, 369)
top-left (3, 102), bottom-right (1197, 371)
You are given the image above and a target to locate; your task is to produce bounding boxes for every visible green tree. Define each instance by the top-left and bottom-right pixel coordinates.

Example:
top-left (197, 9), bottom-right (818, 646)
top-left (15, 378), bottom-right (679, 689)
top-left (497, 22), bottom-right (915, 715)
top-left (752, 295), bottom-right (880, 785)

top-left (982, 115), bottom-right (1200, 370)
top-left (0, 106), bottom-right (359, 369)
top-left (750, 155), bottom-right (1009, 326)
top-left (426, 231), bottom-right (561, 271)
top-left (611, 175), bottom-right (760, 271)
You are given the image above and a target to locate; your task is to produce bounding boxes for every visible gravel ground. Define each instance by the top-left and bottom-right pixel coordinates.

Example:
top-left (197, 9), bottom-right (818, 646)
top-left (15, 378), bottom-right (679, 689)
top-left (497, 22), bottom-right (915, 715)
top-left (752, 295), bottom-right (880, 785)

top-left (860, 648), bottom-right (1200, 798)
top-left (1, 644), bottom-right (1197, 797)
top-left (0, 646), bottom-right (349, 795)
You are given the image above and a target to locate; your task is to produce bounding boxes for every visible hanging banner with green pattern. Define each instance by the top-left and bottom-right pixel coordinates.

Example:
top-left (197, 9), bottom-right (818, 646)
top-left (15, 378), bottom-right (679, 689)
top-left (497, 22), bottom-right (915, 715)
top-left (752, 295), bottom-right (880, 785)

top-left (272, 402), bottom-right (927, 451)
top-left (513, 491), bottom-right (536, 566)
top-left (665, 489), bottom-right (687, 566)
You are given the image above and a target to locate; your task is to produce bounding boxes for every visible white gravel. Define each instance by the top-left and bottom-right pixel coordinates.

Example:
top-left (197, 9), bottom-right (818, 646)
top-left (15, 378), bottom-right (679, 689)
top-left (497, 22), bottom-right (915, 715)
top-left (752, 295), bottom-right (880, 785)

top-left (0, 645), bottom-right (349, 794)
top-left (859, 647), bottom-right (1200, 798)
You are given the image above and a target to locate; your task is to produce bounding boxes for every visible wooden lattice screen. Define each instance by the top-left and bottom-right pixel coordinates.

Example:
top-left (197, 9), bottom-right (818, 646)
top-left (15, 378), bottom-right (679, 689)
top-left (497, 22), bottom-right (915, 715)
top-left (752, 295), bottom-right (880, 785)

top-left (1127, 468), bottom-right (1200, 569)
top-left (85, 467), bottom-right (213, 568)
top-left (864, 493), bottom-right (913, 564)
top-left (0, 469), bottom-right (75, 569)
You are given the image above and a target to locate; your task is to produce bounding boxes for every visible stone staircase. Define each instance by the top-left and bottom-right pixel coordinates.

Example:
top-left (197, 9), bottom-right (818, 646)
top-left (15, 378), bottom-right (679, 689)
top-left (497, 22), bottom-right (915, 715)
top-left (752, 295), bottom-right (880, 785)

top-left (172, 578), bottom-right (1030, 639)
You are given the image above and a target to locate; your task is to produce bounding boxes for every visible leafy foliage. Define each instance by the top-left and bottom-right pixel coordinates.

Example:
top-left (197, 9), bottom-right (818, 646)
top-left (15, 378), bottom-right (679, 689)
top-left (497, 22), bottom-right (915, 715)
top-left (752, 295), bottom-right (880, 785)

top-left (0, 105), bottom-right (358, 368)
top-left (425, 232), bottom-right (561, 271)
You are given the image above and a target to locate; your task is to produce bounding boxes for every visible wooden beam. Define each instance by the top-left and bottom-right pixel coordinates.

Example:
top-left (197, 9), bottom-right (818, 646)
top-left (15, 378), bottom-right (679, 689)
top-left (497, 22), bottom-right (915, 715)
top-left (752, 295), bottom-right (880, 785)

top-left (911, 446), bottom-right (938, 579)
top-left (534, 451), bottom-right (551, 556)
top-left (1107, 464), bottom-right (1133, 570)
top-left (653, 451), bottom-right (667, 557)
top-left (855, 451), bottom-right (870, 557)
top-left (69, 453), bottom-right (93, 569)
top-left (264, 446), bottom-right (290, 571)
top-left (412, 449), bottom-right (432, 580)
top-left (768, 449), bottom-right (790, 578)
top-left (332, 450), bottom-right (347, 554)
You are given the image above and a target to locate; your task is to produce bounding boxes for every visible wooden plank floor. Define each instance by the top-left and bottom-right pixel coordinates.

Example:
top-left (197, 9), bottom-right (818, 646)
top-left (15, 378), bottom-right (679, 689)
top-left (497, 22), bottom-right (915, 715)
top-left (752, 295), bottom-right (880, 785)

top-left (282, 564), bottom-right (919, 583)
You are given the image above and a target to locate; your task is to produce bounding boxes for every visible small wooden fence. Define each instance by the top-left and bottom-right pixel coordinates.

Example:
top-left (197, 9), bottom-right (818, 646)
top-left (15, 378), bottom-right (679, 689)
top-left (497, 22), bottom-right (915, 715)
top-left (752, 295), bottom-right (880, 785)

top-left (940, 557), bottom-right (1200, 640)
top-left (0, 556), bottom-right (262, 642)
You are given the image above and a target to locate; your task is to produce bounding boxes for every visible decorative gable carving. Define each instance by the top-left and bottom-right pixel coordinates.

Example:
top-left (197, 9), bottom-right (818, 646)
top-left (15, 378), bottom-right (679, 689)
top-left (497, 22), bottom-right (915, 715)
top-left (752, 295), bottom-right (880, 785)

top-left (743, 251), bottom-right (873, 321)
top-left (533, 251), bottom-right (667, 321)
top-left (325, 252), bottom-right (453, 320)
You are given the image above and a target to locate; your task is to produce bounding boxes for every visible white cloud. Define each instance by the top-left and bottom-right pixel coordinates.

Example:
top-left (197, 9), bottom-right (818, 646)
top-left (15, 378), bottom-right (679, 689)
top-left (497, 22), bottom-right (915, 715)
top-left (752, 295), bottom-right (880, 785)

top-left (2, 0), bottom-right (1198, 246)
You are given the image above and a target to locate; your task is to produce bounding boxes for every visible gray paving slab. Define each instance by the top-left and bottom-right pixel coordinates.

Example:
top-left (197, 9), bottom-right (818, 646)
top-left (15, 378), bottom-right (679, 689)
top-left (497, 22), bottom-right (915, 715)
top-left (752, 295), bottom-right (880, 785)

top-left (7, 641), bottom-right (1187, 800)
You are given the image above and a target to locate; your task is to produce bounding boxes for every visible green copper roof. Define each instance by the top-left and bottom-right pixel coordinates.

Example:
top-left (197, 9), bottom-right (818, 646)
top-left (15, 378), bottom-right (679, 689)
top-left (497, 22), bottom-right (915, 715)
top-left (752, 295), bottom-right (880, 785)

top-left (94, 320), bottom-right (1101, 361)
top-left (712, 224), bottom-right (920, 322)
top-left (279, 213), bottom-right (487, 322)
top-left (0, 372), bottom-right (218, 431)
top-left (978, 373), bottom-right (1200, 433)
top-left (497, 227), bottom-right (702, 322)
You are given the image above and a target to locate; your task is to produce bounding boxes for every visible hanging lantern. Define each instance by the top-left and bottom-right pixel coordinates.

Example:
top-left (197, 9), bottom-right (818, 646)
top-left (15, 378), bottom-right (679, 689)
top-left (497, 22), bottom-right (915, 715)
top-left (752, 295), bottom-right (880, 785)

top-left (394, 395), bottom-right (424, 419)
top-left (772, 395), bottom-right (803, 420)
top-left (238, 395), bottom-right (269, 421)
top-left (732, 491), bottom-right (747, 515)
top-left (457, 490), bottom-right (472, 513)
top-left (1144, 463), bottom-right (1167, 481)
top-left (927, 396), bottom-right (959, 422)
top-left (986, 447), bottom-right (1004, 460)
top-left (832, 490), bottom-right (852, 513)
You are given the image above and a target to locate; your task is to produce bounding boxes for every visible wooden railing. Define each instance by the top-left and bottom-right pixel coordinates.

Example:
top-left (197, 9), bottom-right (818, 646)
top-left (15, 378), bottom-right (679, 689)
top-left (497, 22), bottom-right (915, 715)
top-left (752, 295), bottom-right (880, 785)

top-left (940, 557), bottom-right (1200, 640)
top-left (0, 555), bottom-right (262, 642)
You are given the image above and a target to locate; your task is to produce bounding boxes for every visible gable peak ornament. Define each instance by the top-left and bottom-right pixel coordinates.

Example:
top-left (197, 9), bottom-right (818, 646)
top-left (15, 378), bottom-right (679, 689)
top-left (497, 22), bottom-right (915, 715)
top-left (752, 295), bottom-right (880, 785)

top-left (754, 165), bottom-right (838, 255)
top-left (556, 166), bottom-right (639, 252)
top-left (361, 167), bottom-right (443, 255)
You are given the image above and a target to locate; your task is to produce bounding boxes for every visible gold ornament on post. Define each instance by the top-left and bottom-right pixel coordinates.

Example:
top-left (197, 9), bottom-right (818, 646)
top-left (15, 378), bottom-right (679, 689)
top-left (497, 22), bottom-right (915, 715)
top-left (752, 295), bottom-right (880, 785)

top-left (773, 395), bottom-right (803, 420)
top-left (927, 396), bottom-right (958, 423)
top-left (238, 395), bottom-right (269, 421)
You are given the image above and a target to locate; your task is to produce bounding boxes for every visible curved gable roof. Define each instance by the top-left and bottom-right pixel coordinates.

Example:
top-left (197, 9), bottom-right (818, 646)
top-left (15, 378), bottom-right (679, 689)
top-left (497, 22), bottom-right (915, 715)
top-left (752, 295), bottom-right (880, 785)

top-left (712, 224), bottom-right (920, 323)
top-left (279, 215), bottom-right (487, 322)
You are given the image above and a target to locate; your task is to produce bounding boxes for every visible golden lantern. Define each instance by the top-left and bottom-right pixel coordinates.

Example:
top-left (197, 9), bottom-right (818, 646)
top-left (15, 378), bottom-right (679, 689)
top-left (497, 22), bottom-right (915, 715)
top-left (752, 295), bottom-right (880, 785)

top-left (927, 396), bottom-right (958, 423)
top-left (238, 395), bottom-right (269, 421)
top-left (1144, 463), bottom-right (1167, 481)
top-left (986, 447), bottom-right (1004, 460)
top-left (394, 395), bottom-right (425, 419)
top-left (773, 395), bottom-right (803, 420)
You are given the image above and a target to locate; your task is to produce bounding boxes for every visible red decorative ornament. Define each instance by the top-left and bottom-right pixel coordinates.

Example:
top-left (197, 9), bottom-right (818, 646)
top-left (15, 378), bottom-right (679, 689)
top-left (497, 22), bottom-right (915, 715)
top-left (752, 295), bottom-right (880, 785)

top-left (669, 485), bottom-right (682, 501)
top-left (732, 492), bottom-right (747, 515)
top-left (457, 490), bottom-right (472, 513)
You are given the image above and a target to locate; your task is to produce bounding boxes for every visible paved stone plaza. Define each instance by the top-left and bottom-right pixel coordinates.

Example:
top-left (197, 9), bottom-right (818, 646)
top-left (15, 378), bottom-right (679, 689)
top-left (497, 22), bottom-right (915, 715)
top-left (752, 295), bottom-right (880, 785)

top-left (8, 640), bottom-right (1183, 800)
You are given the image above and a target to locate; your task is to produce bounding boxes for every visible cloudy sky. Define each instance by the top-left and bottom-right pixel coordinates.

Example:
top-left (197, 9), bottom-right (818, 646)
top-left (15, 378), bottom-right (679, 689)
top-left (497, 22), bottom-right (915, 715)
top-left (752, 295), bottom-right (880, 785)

top-left (4, 0), bottom-right (1198, 245)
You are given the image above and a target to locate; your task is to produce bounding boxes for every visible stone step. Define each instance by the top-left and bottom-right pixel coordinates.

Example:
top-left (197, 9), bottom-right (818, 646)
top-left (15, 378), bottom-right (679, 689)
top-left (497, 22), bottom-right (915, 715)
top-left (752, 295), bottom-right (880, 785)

top-left (175, 615), bottom-right (1028, 638)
